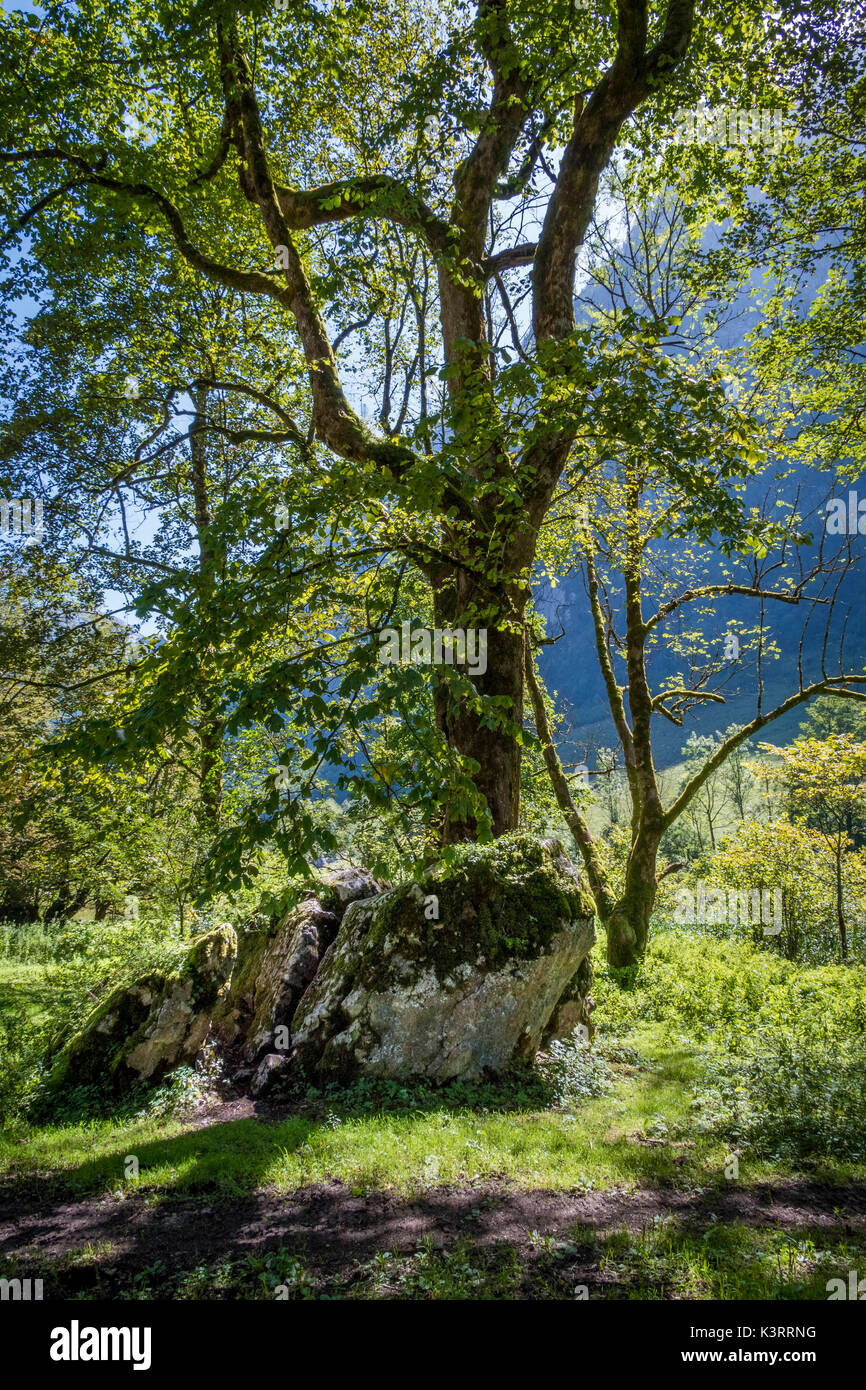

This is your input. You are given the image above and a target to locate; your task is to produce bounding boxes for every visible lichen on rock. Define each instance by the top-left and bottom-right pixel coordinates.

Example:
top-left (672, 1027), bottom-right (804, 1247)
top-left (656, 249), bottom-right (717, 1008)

top-left (282, 835), bottom-right (595, 1087)
top-left (43, 844), bottom-right (595, 1105)
top-left (542, 952), bottom-right (596, 1045)
top-left (212, 869), bottom-right (382, 1057)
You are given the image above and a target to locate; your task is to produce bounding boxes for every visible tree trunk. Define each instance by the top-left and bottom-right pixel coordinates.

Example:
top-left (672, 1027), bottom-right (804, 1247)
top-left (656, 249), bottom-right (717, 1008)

top-left (835, 848), bottom-right (848, 960)
top-left (190, 382), bottom-right (224, 828)
top-left (199, 706), bottom-right (225, 826)
top-left (44, 884), bottom-right (89, 923)
top-left (601, 830), bottom-right (662, 969)
top-left (432, 578), bottom-right (525, 842)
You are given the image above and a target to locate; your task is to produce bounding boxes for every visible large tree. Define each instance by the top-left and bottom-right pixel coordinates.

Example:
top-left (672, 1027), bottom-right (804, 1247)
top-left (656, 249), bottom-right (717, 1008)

top-left (3, 0), bottom-right (789, 858)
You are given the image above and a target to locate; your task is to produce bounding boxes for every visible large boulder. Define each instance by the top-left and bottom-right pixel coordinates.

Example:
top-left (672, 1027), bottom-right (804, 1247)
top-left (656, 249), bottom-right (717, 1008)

top-left (542, 953), bottom-right (596, 1045)
top-left (238, 871), bottom-right (382, 1063)
top-left (44, 925), bottom-right (237, 1097)
top-left (265, 836), bottom-right (594, 1087)
top-left (211, 869), bottom-right (382, 1058)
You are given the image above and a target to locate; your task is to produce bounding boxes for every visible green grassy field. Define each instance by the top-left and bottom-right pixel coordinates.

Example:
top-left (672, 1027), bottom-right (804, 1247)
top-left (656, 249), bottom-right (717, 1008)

top-left (2, 928), bottom-right (865, 1299)
top-left (0, 960), bottom-right (51, 1024)
top-left (2, 1022), bottom-right (863, 1197)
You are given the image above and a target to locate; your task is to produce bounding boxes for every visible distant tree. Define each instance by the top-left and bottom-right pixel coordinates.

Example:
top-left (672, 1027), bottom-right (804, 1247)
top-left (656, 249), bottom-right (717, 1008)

top-left (700, 819), bottom-right (833, 961)
top-left (799, 695), bottom-right (866, 743)
top-left (750, 736), bottom-right (866, 960)
top-left (679, 732), bottom-right (726, 851)
top-left (595, 745), bottom-right (626, 826)
top-left (718, 724), bottom-right (755, 822)
top-left (524, 185), bottom-right (866, 968)
top-left (0, 552), bottom-right (130, 920)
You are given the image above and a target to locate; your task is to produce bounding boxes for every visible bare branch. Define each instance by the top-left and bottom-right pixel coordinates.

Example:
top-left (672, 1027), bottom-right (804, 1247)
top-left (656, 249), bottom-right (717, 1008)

top-left (533, 0), bottom-right (695, 341)
top-left (663, 675), bottom-right (866, 829)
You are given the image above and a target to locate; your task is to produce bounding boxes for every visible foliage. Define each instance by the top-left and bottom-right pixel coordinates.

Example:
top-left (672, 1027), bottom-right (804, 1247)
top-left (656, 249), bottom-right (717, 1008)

top-left (593, 929), bottom-right (866, 1162)
top-left (692, 817), bottom-right (866, 962)
top-left (591, 930), bottom-right (866, 1042)
top-left (692, 1028), bottom-right (866, 1163)
top-left (750, 735), bottom-right (866, 958)
top-left (0, 0), bottom-right (811, 874)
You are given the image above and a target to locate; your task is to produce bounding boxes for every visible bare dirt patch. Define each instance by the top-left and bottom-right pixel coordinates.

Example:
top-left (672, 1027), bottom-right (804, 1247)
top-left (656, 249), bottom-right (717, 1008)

top-left (3, 1176), bottom-right (866, 1281)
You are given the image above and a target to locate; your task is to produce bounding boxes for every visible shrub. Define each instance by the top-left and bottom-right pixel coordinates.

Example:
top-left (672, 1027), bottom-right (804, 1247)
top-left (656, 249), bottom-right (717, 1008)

top-left (592, 930), bottom-right (866, 1043)
top-left (692, 1029), bottom-right (866, 1161)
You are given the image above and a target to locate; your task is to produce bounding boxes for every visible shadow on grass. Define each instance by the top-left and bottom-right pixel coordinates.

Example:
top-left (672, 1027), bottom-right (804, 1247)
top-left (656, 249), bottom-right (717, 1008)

top-left (0, 1039), bottom-right (733, 1207)
top-left (3, 1176), bottom-right (865, 1301)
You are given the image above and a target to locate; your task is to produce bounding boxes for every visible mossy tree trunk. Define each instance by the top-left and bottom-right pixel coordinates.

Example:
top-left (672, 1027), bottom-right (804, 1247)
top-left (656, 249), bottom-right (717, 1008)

top-left (431, 572), bottom-right (528, 842)
top-left (599, 829), bottom-right (664, 969)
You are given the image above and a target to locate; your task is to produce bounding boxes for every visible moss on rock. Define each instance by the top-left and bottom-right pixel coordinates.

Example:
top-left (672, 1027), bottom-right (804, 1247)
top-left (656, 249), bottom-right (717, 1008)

top-left (44, 924), bottom-right (237, 1098)
top-left (356, 834), bottom-right (593, 993)
top-left (286, 836), bottom-right (595, 1085)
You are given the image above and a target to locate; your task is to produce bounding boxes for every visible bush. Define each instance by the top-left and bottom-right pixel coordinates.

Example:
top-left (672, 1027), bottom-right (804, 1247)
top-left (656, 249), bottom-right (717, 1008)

top-left (692, 1029), bottom-right (866, 1162)
top-left (592, 930), bottom-right (866, 1162)
top-left (592, 930), bottom-right (866, 1043)
top-left (0, 1002), bottom-right (49, 1118)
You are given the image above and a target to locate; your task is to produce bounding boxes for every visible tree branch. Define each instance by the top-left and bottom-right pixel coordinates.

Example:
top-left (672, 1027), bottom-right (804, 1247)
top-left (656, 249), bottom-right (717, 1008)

top-left (663, 675), bottom-right (866, 829)
top-left (273, 176), bottom-right (452, 253)
top-left (524, 626), bottom-right (614, 917)
top-left (533, 0), bottom-right (694, 341)
top-left (646, 582), bottom-right (819, 631)
top-left (484, 242), bottom-right (537, 277)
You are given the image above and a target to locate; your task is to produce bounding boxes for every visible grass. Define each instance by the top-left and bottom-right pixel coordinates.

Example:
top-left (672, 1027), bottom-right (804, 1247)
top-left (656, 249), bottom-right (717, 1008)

top-left (2, 1023), bottom-right (864, 1198)
top-left (4, 1221), bottom-right (865, 1301)
top-left (3, 927), bottom-right (866, 1202)
top-left (4, 930), bottom-right (866, 1302)
top-left (0, 959), bottom-right (51, 1023)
